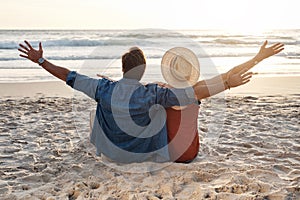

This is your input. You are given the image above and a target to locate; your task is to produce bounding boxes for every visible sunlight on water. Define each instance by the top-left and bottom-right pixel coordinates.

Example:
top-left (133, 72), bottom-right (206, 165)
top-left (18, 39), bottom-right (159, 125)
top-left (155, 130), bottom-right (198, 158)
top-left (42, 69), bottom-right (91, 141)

top-left (0, 29), bottom-right (299, 82)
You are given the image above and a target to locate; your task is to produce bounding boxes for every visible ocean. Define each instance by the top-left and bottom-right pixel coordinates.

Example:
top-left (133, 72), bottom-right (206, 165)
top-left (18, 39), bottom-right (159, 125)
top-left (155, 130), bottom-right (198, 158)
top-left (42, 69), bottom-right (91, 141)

top-left (0, 29), bottom-right (299, 83)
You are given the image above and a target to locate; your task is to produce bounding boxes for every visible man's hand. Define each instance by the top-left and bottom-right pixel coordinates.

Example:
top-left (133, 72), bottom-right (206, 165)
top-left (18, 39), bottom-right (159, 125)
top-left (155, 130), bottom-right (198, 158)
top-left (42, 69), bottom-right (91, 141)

top-left (18, 40), bottom-right (43, 63)
top-left (227, 68), bottom-right (253, 89)
top-left (154, 81), bottom-right (169, 88)
top-left (18, 40), bottom-right (70, 82)
top-left (256, 40), bottom-right (284, 62)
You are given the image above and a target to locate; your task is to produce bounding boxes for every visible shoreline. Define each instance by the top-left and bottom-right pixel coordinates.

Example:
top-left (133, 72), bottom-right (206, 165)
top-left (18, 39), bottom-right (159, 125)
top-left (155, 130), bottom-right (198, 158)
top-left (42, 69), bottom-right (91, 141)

top-left (225, 75), bottom-right (300, 96)
top-left (0, 81), bottom-right (73, 98)
top-left (0, 76), bottom-right (299, 98)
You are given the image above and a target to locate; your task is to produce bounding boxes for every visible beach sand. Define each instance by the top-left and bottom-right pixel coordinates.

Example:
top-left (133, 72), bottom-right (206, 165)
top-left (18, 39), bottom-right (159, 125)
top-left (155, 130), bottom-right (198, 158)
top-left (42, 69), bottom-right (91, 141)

top-left (0, 76), bottom-right (299, 200)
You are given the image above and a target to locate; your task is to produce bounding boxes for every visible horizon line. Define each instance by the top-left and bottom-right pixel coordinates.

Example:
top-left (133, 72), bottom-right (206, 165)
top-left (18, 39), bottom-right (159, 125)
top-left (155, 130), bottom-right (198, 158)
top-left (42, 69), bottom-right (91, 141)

top-left (0, 28), bottom-right (299, 31)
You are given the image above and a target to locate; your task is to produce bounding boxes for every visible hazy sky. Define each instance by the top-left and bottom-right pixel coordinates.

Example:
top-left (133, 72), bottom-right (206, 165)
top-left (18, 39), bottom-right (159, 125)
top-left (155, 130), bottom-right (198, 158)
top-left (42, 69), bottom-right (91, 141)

top-left (0, 0), bottom-right (299, 30)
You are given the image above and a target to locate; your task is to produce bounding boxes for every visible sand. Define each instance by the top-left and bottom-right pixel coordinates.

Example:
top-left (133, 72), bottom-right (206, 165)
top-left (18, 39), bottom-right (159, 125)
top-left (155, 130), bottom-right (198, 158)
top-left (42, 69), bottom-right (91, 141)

top-left (0, 81), bottom-right (73, 98)
top-left (0, 76), bottom-right (299, 200)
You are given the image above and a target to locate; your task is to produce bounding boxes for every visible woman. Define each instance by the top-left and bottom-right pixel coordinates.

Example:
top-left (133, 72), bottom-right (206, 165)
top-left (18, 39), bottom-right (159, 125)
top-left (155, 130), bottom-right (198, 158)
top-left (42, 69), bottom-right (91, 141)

top-left (159, 41), bottom-right (283, 163)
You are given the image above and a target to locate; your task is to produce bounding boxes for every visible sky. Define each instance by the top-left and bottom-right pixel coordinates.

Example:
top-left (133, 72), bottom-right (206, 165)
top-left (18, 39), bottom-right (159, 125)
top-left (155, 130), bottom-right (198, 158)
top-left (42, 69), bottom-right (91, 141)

top-left (0, 0), bottom-right (299, 30)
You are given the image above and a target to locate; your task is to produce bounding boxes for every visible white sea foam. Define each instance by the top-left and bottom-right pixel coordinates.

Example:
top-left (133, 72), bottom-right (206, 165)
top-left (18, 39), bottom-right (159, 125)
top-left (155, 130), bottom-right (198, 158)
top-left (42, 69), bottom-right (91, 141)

top-left (0, 29), bottom-right (299, 82)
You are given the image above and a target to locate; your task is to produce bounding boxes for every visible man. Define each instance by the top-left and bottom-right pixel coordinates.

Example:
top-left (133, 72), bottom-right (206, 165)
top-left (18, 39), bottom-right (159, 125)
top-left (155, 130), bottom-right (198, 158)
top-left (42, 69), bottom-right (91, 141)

top-left (18, 40), bottom-right (283, 163)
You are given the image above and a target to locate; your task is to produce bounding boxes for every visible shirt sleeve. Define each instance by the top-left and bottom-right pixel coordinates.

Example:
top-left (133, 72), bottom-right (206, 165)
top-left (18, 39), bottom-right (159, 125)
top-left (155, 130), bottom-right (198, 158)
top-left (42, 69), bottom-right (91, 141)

top-left (66, 71), bottom-right (99, 100)
top-left (156, 85), bottom-right (197, 108)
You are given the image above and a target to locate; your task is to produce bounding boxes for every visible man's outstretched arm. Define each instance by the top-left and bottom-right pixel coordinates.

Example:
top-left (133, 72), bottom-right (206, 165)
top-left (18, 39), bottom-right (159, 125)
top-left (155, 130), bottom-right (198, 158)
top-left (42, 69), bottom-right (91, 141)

top-left (18, 40), bottom-right (70, 81)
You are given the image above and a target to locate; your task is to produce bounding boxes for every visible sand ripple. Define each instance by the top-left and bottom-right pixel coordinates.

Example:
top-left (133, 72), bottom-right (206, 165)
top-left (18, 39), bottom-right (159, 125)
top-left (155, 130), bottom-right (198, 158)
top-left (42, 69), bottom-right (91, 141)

top-left (0, 95), bottom-right (299, 199)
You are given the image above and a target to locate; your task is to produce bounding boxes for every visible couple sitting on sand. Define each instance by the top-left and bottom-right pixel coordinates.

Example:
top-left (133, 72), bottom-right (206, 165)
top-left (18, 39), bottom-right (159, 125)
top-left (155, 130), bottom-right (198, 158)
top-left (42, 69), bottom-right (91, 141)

top-left (18, 40), bottom-right (284, 163)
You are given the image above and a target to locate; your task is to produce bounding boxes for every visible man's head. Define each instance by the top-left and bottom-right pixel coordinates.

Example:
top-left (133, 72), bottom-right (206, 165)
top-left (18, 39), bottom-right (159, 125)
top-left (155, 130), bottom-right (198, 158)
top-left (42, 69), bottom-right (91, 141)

top-left (122, 47), bottom-right (146, 80)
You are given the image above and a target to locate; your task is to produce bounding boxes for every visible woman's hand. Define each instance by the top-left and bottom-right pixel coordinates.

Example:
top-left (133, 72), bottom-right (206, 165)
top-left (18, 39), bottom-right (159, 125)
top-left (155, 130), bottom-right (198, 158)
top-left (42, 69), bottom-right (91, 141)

top-left (18, 40), bottom-right (43, 63)
top-left (96, 74), bottom-right (116, 81)
top-left (227, 68), bottom-right (253, 89)
top-left (255, 40), bottom-right (284, 62)
top-left (96, 74), bottom-right (109, 79)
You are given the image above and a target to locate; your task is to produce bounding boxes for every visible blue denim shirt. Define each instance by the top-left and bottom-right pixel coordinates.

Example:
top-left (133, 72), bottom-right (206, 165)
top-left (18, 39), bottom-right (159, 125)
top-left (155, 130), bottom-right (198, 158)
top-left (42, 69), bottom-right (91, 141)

top-left (66, 71), bottom-right (196, 163)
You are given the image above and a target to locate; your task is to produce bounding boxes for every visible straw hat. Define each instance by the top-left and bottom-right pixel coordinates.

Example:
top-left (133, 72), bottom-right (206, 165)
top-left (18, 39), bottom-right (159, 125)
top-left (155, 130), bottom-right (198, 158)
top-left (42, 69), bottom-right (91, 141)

top-left (161, 47), bottom-right (200, 88)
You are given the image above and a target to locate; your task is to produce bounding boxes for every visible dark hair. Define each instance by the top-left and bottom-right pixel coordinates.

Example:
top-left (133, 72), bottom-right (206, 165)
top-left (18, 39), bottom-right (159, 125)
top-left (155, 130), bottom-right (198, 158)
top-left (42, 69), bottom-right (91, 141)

top-left (122, 47), bottom-right (146, 80)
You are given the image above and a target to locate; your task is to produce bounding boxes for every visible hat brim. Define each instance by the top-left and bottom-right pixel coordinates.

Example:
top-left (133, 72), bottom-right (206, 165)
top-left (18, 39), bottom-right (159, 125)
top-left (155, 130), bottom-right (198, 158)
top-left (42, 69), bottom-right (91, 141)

top-left (161, 47), bottom-right (200, 88)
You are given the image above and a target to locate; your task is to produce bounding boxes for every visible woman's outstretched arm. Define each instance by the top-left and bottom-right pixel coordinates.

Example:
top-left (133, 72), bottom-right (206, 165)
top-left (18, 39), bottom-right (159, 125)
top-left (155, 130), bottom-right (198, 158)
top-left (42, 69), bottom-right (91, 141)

top-left (229, 40), bottom-right (284, 75)
top-left (192, 41), bottom-right (284, 100)
top-left (193, 68), bottom-right (253, 100)
top-left (204, 41), bottom-right (284, 85)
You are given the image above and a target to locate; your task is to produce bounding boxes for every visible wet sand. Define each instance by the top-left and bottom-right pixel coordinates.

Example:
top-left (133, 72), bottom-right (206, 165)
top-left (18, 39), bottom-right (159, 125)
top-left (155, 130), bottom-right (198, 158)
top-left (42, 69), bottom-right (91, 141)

top-left (0, 76), bottom-right (299, 98)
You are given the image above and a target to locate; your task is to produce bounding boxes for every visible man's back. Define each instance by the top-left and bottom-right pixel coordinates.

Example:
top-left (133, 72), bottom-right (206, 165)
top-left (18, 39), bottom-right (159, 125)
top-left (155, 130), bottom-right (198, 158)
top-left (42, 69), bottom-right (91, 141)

top-left (93, 78), bottom-right (169, 162)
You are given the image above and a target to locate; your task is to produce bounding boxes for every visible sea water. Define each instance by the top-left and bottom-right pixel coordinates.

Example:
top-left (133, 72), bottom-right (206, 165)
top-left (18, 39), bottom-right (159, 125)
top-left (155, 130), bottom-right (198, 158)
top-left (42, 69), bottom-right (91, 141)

top-left (0, 29), bottom-right (299, 83)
